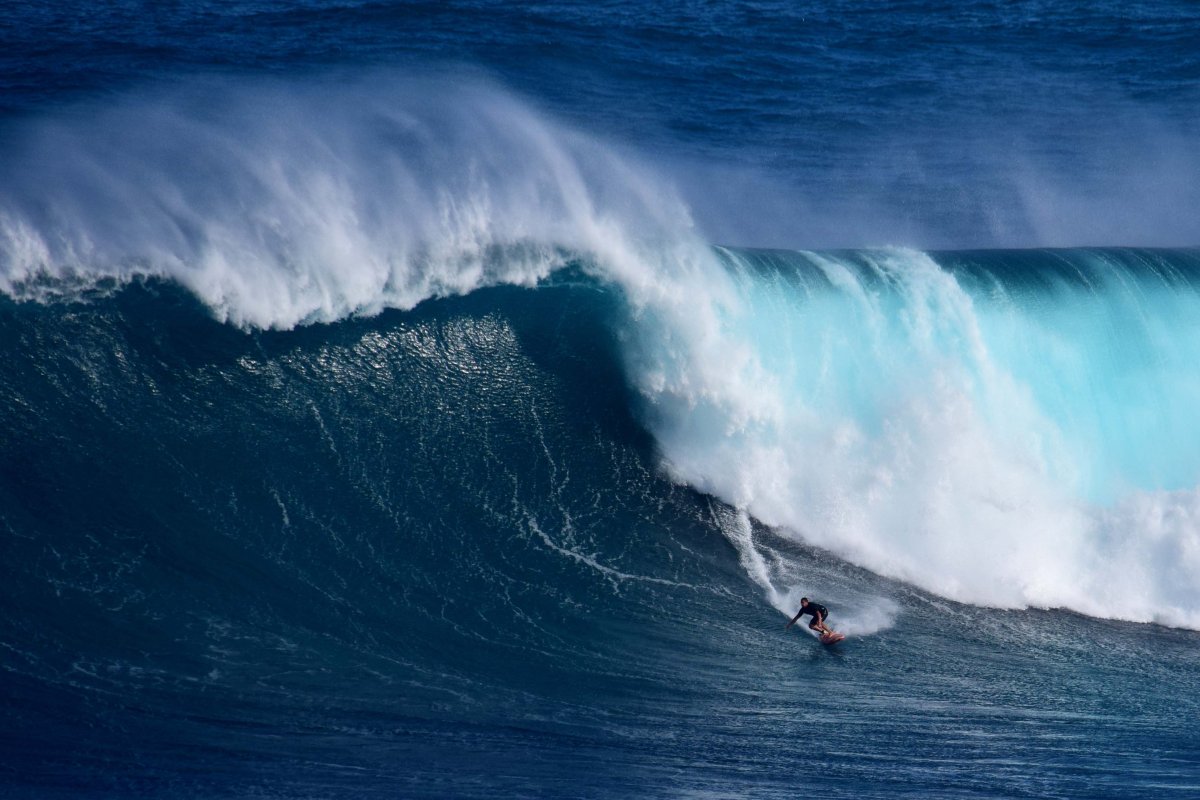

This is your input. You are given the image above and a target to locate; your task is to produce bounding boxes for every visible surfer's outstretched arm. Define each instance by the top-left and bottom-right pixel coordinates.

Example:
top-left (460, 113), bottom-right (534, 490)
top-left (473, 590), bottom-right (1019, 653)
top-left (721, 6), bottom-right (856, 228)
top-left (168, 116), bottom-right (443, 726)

top-left (785, 609), bottom-right (804, 630)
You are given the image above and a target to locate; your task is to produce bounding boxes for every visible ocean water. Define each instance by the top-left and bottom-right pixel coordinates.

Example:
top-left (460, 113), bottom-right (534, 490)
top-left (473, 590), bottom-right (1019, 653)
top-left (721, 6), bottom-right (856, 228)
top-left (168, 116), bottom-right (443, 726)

top-left (2, 2), bottom-right (1199, 798)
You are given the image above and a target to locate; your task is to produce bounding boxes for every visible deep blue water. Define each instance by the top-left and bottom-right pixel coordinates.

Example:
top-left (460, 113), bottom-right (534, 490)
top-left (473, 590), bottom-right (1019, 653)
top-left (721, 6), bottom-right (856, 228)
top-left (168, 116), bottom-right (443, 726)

top-left (2, 2), bottom-right (1200, 798)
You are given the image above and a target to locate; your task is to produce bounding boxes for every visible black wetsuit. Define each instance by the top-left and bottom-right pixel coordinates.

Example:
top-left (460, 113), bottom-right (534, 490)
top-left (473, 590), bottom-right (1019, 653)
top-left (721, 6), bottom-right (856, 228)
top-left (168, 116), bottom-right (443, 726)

top-left (800, 603), bottom-right (829, 624)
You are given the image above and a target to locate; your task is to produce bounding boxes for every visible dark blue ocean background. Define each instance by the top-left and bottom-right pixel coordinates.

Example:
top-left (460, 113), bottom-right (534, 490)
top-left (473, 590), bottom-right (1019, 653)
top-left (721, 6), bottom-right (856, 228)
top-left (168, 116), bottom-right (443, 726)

top-left (2, 2), bottom-right (1200, 798)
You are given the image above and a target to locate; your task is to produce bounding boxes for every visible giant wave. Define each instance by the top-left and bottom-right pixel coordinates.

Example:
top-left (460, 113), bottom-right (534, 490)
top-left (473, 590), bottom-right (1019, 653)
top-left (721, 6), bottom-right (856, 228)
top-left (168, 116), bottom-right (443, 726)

top-left (2, 75), bottom-right (1199, 632)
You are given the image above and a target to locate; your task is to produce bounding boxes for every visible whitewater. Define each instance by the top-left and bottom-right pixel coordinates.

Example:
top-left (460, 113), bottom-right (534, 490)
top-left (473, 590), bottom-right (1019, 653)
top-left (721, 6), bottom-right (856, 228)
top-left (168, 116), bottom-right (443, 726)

top-left (3, 2), bottom-right (1200, 797)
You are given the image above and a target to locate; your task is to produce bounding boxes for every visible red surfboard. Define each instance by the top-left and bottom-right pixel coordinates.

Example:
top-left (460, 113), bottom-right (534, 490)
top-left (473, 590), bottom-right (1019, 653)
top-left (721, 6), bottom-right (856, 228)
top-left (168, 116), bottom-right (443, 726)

top-left (819, 631), bottom-right (846, 645)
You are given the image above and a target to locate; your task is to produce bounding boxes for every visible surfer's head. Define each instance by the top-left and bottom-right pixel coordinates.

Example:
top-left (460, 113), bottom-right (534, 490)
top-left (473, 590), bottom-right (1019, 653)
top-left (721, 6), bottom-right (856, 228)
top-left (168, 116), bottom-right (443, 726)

top-left (800, 597), bottom-right (809, 606)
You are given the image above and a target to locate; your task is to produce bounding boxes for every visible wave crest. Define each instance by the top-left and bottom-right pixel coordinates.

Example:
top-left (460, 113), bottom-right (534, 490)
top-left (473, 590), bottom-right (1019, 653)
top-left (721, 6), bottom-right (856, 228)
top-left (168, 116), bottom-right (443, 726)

top-left (0, 72), bottom-right (695, 328)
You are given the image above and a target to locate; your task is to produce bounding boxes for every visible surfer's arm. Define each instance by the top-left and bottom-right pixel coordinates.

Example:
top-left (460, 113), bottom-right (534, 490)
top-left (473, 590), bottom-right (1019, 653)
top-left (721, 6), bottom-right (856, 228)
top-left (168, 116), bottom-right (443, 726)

top-left (785, 610), bottom-right (804, 629)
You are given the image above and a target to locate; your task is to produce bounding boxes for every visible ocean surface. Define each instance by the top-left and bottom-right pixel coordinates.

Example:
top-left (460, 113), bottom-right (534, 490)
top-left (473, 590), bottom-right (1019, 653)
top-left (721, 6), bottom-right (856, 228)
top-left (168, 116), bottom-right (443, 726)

top-left (2, 2), bottom-right (1199, 797)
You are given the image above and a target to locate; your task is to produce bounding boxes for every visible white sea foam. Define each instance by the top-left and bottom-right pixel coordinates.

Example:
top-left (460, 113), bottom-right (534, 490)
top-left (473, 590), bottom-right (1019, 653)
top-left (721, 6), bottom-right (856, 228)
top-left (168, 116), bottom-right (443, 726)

top-left (834, 601), bottom-right (900, 637)
top-left (634, 248), bottom-right (1200, 630)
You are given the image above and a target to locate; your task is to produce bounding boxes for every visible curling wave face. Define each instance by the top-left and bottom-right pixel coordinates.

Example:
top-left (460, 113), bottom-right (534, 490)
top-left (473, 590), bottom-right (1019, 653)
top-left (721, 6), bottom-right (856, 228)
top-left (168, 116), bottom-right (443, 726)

top-left (2, 75), bottom-right (1198, 629)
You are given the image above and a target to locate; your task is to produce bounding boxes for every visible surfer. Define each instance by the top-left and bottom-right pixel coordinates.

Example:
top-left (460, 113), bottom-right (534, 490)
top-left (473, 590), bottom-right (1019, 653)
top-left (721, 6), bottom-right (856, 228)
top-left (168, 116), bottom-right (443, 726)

top-left (785, 597), bottom-right (833, 636)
